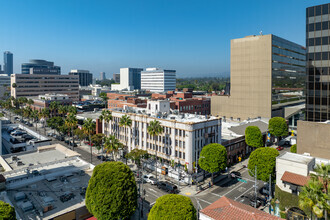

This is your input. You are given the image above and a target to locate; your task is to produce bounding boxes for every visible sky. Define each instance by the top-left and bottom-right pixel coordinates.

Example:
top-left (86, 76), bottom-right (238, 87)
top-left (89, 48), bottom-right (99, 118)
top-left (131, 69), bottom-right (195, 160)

top-left (0, 0), bottom-right (329, 78)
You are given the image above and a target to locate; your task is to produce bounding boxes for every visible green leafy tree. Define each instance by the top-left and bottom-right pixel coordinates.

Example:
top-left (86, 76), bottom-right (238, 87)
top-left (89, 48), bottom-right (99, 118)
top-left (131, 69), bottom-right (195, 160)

top-left (38, 108), bottom-right (50, 134)
top-left (268, 117), bottom-right (288, 145)
top-left (126, 149), bottom-right (148, 167)
top-left (147, 120), bottom-right (163, 179)
top-left (83, 118), bottom-right (95, 163)
top-left (85, 161), bottom-right (137, 220)
top-left (58, 105), bottom-right (68, 118)
top-left (49, 101), bottom-right (59, 117)
top-left (290, 144), bottom-right (297, 153)
top-left (119, 115), bottom-right (132, 164)
top-left (99, 92), bottom-right (109, 109)
top-left (91, 133), bottom-right (105, 153)
top-left (67, 106), bottom-right (77, 115)
top-left (199, 143), bottom-right (227, 184)
top-left (47, 116), bottom-right (64, 134)
top-left (0, 200), bottom-right (16, 220)
top-left (74, 128), bottom-right (87, 146)
top-left (148, 194), bottom-right (196, 220)
top-left (248, 147), bottom-right (279, 182)
top-left (245, 126), bottom-right (264, 148)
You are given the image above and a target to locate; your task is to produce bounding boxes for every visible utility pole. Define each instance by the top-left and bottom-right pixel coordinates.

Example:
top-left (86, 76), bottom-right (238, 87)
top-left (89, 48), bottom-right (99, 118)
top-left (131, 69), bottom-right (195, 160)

top-left (254, 165), bottom-right (257, 208)
top-left (195, 150), bottom-right (198, 191)
top-left (269, 173), bottom-right (272, 214)
top-left (196, 198), bottom-right (202, 220)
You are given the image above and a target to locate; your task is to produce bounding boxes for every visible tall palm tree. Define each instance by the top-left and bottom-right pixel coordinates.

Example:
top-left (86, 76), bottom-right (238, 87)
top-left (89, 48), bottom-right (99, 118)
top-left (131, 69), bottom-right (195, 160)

top-left (99, 92), bottom-right (109, 109)
top-left (58, 105), bottom-right (68, 118)
top-left (27, 98), bottom-right (34, 107)
top-left (31, 110), bottom-right (39, 131)
top-left (39, 108), bottom-right (50, 134)
top-left (311, 163), bottom-right (330, 220)
top-left (82, 118), bottom-right (95, 163)
top-left (104, 135), bottom-right (122, 160)
top-left (147, 120), bottom-right (163, 180)
top-left (299, 179), bottom-right (325, 219)
top-left (22, 106), bottom-right (32, 122)
top-left (49, 101), bottom-right (59, 117)
top-left (65, 113), bottom-right (78, 150)
top-left (68, 106), bottom-right (77, 115)
top-left (98, 110), bottom-right (112, 160)
top-left (119, 115), bottom-right (132, 164)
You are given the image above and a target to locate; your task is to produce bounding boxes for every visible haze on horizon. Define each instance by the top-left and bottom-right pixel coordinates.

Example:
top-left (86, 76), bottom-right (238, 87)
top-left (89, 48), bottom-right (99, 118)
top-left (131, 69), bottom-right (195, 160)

top-left (1, 0), bottom-right (327, 78)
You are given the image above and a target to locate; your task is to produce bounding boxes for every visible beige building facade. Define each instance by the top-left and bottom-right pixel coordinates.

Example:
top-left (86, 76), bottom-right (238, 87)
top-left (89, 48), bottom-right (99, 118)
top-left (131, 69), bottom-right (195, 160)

top-left (11, 74), bottom-right (79, 101)
top-left (297, 120), bottom-right (330, 160)
top-left (211, 34), bottom-right (305, 120)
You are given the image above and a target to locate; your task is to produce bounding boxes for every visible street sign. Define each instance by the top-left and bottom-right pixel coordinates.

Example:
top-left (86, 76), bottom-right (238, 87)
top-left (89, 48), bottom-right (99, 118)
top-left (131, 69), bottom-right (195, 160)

top-left (237, 178), bottom-right (247, 183)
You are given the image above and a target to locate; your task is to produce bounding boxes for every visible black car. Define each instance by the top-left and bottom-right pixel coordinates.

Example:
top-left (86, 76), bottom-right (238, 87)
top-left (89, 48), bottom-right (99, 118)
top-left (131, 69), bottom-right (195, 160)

top-left (157, 181), bottom-right (179, 193)
top-left (69, 142), bottom-right (78, 147)
top-left (230, 171), bottom-right (241, 178)
top-left (249, 196), bottom-right (263, 208)
top-left (55, 135), bottom-right (65, 141)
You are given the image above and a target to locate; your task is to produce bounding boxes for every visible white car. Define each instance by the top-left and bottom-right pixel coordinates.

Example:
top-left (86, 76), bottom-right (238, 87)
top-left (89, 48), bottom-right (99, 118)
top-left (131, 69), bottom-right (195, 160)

top-left (143, 174), bottom-right (157, 185)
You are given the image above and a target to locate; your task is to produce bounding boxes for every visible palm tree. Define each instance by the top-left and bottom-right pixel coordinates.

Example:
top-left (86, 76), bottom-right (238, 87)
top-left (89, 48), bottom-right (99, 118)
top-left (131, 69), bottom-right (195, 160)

top-left (147, 120), bottom-right (163, 180)
top-left (31, 110), bottom-right (39, 131)
top-left (68, 106), bottom-right (77, 115)
top-left (49, 101), bottom-right (59, 117)
top-left (299, 179), bottom-right (325, 219)
top-left (119, 115), bottom-right (132, 164)
top-left (104, 135), bottom-right (122, 160)
top-left (39, 108), bottom-right (50, 134)
top-left (311, 163), bottom-right (330, 219)
top-left (98, 109), bottom-right (112, 160)
top-left (22, 106), bottom-right (32, 122)
top-left (99, 92), bottom-right (109, 109)
top-left (82, 118), bottom-right (95, 163)
top-left (65, 113), bottom-right (78, 150)
top-left (58, 105), bottom-right (68, 118)
top-left (27, 98), bottom-right (34, 106)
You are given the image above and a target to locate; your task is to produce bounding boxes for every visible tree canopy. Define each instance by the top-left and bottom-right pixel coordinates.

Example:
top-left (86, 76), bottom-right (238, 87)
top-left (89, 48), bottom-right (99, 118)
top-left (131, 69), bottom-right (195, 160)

top-left (148, 194), bottom-right (196, 220)
top-left (248, 147), bottom-right (279, 182)
top-left (199, 143), bottom-right (227, 173)
top-left (268, 117), bottom-right (288, 137)
top-left (85, 161), bottom-right (137, 219)
top-left (245, 126), bottom-right (263, 148)
top-left (0, 201), bottom-right (16, 220)
top-left (126, 149), bottom-right (148, 166)
top-left (290, 144), bottom-right (297, 153)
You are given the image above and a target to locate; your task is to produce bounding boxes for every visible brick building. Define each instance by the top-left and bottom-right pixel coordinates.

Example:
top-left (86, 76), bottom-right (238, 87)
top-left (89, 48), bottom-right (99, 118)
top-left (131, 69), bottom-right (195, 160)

top-left (107, 93), bottom-right (147, 109)
top-left (30, 94), bottom-right (72, 111)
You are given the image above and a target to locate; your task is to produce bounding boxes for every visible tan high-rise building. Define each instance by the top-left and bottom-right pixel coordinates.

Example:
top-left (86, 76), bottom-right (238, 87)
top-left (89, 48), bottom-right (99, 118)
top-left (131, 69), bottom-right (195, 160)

top-left (211, 34), bottom-right (306, 120)
top-left (11, 74), bottom-right (79, 101)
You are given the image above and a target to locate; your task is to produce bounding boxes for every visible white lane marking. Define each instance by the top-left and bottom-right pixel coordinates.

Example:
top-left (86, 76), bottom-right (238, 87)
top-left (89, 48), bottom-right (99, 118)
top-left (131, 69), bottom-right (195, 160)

top-left (150, 202), bottom-right (156, 206)
top-left (198, 198), bottom-right (212, 205)
top-left (221, 181), bottom-right (245, 197)
top-left (234, 185), bottom-right (255, 201)
top-left (149, 188), bottom-right (157, 193)
top-left (211, 192), bottom-right (221, 197)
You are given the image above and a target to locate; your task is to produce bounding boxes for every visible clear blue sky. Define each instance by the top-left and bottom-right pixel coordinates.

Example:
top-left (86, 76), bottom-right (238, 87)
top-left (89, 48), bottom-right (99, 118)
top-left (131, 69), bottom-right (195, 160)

top-left (0, 0), bottom-right (328, 78)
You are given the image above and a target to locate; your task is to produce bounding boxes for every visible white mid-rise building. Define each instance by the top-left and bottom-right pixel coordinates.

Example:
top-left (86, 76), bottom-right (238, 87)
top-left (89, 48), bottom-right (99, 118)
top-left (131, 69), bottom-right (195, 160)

top-left (111, 68), bottom-right (143, 91)
top-left (102, 100), bottom-right (221, 171)
top-left (141, 68), bottom-right (176, 92)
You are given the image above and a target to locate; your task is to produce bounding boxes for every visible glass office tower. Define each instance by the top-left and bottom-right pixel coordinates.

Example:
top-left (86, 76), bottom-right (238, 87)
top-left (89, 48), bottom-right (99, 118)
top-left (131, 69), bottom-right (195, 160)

top-left (4, 51), bottom-right (13, 76)
top-left (306, 3), bottom-right (330, 122)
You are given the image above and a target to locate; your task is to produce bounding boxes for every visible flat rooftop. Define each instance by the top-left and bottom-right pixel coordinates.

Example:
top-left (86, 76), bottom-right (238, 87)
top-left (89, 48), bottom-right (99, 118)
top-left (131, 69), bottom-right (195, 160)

top-left (111, 107), bottom-right (219, 124)
top-left (278, 152), bottom-right (314, 165)
top-left (222, 118), bottom-right (269, 141)
top-left (76, 111), bottom-right (102, 121)
top-left (0, 144), bottom-right (93, 220)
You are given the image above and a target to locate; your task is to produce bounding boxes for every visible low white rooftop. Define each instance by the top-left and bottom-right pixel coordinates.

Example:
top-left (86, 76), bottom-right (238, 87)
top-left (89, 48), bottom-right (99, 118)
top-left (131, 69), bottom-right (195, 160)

top-left (278, 152), bottom-right (315, 165)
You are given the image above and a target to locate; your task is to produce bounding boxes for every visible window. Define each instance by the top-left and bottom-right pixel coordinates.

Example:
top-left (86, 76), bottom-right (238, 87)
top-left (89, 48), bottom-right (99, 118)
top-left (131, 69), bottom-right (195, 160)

top-left (155, 104), bottom-right (158, 110)
top-left (183, 130), bottom-right (185, 136)
top-left (179, 130), bottom-right (182, 136)
top-left (183, 141), bottom-right (185, 149)
top-left (179, 141), bottom-right (182, 147)
top-left (179, 152), bottom-right (182, 158)
top-left (175, 150), bottom-right (178, 157)
top-left (183, 153), bottom-right (185, 159)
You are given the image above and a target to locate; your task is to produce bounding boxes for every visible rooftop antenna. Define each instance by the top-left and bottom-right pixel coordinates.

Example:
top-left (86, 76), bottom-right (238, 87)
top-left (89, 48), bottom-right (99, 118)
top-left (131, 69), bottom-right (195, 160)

top-left (260, 31), bottom-right (263, 36)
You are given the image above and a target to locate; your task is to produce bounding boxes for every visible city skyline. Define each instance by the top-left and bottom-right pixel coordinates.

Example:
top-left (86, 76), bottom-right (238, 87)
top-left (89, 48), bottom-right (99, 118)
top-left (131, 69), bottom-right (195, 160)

top-left (1, 0), bottom-right (329, 78)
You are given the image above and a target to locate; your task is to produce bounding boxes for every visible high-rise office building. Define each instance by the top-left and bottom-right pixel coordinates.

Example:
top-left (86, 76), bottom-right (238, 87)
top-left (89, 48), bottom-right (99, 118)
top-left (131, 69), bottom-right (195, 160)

top-left (11, 74), bottom-right (79, 101)
top-left (4, 51), bottom-right (13, 76)
top-left (211, 34), bottom-right (306, 120)
top-left (113, 73), bottom-right (120, 83)
top-left (21, 59), bottom-right (60, 75)
top-left (141, 68), bottom-right (176, 92)
top-left (111, 68), bottom-right (143, 91)
top-left (306, 3), bottom-right (330, 122)
top-left (69, 70), bottom-right (93, 86)
top-left (100, 72), bottom-right (106, 81)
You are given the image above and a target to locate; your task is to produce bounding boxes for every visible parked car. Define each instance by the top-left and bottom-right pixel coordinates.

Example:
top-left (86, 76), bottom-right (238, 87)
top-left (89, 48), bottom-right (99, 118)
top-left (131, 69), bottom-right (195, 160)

top-left (157, 181), bottom-right (179, 193)
top-left (230, 171), bottom-right (241, 178)
top-left (249, 196), bottom-right (262, 208)
top-left (279, 140), bottom-right (291, 147)
top-left (276, 146), bottom-right (284, 151)
top-left (69, 142), bottom-right (77, 147)
top-left (47, 132), bottom-right (54, 137)
top-left (143, 174), bottom-right (158, 185)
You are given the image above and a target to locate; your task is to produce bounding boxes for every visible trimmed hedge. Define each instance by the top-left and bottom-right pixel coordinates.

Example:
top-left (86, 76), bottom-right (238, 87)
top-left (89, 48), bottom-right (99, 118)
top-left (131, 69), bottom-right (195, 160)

top-left (274, 185), bottom-right (299, 211)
